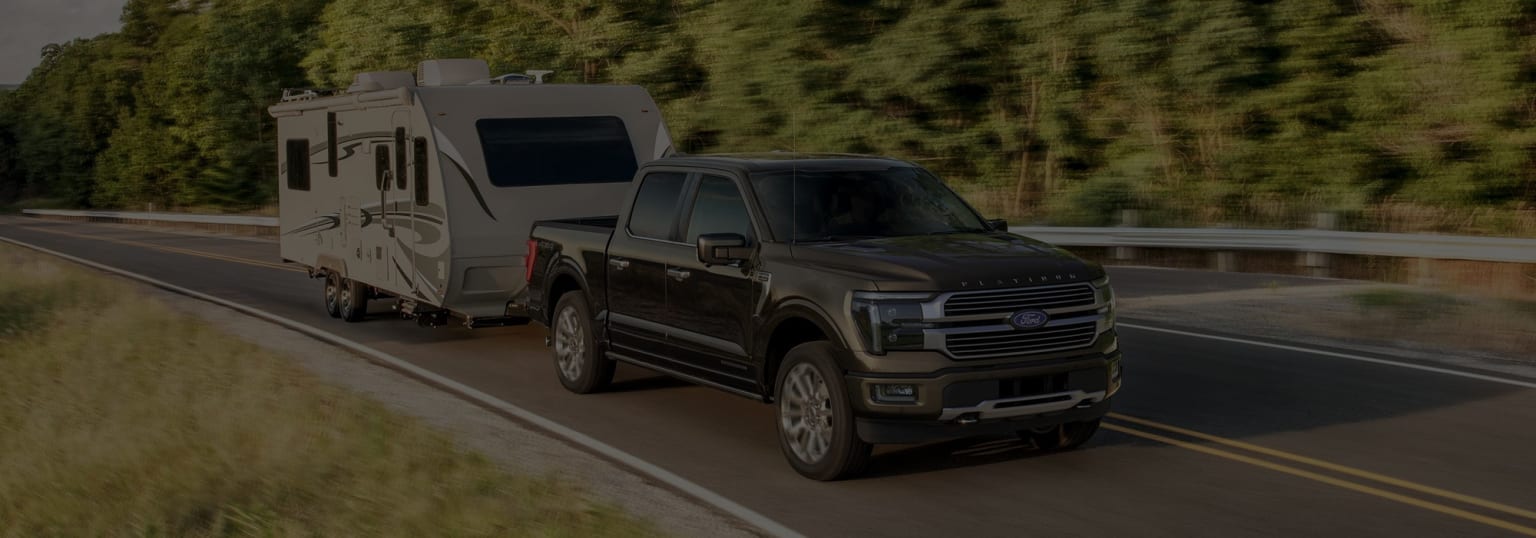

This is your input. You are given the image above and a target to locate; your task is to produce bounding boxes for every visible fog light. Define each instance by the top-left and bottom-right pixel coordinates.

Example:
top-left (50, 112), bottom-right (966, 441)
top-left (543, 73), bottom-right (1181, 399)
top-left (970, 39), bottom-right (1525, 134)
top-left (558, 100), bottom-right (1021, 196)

top-left (872, 383), bottom-right (918, 404)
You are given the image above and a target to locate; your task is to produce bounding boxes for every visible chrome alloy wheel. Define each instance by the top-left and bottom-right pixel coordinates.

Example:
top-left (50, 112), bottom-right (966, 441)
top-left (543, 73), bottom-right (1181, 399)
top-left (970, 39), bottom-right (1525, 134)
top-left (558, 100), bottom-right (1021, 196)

top-left (554, 305), bottom-right (586, 381)
top-left (780, 362), bottom-right (834, 464)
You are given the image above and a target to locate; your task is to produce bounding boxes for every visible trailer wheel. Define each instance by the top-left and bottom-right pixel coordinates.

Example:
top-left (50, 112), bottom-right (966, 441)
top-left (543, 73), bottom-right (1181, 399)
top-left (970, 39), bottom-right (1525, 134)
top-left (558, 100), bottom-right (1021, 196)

top-left (339, 278), bottom-right (369, 322)
top-left (551, 290), bottom-right (613, 394)
top-left (323, 272), bottom-right (342, 318)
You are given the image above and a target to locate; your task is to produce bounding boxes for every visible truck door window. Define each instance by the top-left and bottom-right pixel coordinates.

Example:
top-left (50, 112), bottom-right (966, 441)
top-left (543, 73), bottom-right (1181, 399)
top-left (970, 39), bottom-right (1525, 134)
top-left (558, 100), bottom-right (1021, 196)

top-left (374, 145), bottom-right (390, 191)
top-left (413, 137), bottom-right (429, 206)
top-left (394, 127), bottom-right (407, 190)
top-left (627, 172), bottom-right (687, 240)
top-left (285, 139), bottom-right (310, 191)
top-left (685, 175), bottom-right (753, 243)
top-left (326, 113), bottom-right (337, 178)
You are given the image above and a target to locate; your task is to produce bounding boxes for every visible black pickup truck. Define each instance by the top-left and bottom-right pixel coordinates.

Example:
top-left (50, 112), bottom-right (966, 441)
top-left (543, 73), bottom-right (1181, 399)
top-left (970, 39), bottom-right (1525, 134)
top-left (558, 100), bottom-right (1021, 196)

top-left (526, 153), bottom-right (1122, 480)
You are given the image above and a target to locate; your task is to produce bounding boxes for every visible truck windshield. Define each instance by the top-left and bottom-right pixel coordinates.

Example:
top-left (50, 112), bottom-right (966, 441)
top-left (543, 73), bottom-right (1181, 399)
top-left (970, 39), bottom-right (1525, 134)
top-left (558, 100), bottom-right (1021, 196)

top-left (752, 166), bottom-right (990, 242)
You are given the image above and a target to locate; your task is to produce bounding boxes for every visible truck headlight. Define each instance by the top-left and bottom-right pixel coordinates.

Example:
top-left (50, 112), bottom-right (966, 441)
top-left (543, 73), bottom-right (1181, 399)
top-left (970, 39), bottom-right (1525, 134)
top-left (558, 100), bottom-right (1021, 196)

top-left (1093, 275), bottom-right (1116, 330)
top-left (851, 292), bottom-right (933, 355)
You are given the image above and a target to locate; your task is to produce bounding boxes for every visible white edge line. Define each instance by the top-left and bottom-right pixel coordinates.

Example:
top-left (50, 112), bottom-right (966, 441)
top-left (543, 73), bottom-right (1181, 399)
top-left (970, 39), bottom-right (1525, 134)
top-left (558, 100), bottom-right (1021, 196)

top-left (0, 234), bottom-right (804, 538)
top-left (1118, 322), bottom-right (1536, 390)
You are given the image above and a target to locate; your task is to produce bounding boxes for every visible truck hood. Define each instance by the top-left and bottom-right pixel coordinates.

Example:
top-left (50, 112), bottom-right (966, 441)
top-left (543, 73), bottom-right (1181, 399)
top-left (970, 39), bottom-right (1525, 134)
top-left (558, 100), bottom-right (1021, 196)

top-left (789, 233), bottom-right (1103, 292)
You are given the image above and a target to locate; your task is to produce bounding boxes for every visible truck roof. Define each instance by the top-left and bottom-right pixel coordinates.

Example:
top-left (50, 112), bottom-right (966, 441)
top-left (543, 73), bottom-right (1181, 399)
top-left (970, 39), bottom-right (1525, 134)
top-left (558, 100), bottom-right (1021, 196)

top-left (649, 152), bottom-right (914, 174)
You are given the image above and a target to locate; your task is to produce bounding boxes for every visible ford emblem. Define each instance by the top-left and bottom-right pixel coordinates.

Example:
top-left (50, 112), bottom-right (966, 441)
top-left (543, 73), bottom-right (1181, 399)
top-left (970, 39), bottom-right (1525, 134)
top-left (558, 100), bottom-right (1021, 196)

top-left (1009, 310), bottom-right (1050, 330)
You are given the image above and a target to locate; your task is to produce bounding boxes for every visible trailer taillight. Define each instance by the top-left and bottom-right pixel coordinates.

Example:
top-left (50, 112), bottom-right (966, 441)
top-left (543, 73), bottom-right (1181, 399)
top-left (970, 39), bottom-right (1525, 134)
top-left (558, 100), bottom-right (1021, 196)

top-left (525, 240), bottom-right (538, 283)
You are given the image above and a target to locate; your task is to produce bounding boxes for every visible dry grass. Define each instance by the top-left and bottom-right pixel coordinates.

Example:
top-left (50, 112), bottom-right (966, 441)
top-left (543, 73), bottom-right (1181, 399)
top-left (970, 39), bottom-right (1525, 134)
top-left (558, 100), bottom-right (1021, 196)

top-left (1343, 288), bottom-right (1536, 358)
top-left (0, 245), bottom-right (658, 537)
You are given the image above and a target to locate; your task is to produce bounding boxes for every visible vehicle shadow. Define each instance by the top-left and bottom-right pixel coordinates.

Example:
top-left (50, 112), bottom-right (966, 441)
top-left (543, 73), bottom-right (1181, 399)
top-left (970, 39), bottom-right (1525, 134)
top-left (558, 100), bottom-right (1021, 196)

top-left (863, 429), bottom-right (1142, 479)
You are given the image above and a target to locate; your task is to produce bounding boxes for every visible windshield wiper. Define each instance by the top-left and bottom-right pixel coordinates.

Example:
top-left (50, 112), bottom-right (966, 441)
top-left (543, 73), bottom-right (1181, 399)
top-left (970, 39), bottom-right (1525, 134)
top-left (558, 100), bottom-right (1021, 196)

top-left (797, 234), bottom-right (885, 243)
top-left (921, 228), bottom-right (990, 235)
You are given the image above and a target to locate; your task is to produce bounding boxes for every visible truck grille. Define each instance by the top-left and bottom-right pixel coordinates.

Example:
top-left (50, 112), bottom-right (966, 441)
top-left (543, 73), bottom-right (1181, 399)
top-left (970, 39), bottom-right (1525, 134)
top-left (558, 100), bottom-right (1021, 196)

top-left (943, 283), bottom-right (1097, 316)
top-left (944, 322), bottom-right (1098, 359)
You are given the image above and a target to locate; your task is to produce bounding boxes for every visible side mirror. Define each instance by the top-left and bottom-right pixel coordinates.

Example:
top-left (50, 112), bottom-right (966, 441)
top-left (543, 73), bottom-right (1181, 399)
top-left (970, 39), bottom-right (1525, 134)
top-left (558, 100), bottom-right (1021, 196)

top-left (986, 218), bottom-right (1008, 231)
top-left (697, 233), bottom-right (752, 266)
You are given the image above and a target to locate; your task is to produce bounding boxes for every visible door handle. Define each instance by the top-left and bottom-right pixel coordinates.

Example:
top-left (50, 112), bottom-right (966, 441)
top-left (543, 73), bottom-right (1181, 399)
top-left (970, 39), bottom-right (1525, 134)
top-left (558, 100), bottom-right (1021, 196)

top-left (608, 258), bottom-right (631, 270)
top-left (666, 268), bottom-right (692, 281)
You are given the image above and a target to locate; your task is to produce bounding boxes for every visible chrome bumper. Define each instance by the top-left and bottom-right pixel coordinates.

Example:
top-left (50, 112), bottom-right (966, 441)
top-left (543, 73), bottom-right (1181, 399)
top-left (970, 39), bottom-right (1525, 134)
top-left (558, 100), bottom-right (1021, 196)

top-left (937, 389), bottom-right (1107, 422)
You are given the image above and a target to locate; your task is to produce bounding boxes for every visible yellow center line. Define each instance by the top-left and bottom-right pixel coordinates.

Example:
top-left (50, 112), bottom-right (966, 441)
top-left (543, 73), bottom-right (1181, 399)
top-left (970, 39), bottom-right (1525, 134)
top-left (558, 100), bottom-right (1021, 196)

top-left (10, 222), bottom-right (304, 273)
top-left (1108, 412), bottom-right (1536, 522)
top-left (1102, 422), bottom-right (1536, 537)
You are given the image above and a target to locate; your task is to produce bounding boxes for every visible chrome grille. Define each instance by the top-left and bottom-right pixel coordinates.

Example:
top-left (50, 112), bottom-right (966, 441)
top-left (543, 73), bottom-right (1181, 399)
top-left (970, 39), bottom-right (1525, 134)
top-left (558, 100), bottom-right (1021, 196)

top-left (944, 322), bottom-right (1097, 359)
top-left (943, 283), bottom-right (1096, 316)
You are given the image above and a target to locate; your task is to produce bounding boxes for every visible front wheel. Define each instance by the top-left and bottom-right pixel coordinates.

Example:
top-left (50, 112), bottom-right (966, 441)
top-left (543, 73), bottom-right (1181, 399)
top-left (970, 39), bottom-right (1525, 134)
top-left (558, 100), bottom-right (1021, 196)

top-left (1021, 418), bottom-right (1102, 451)
top-left (775, 342), bottom-right (871, 481)
top-left (551, 291), bottom-right (613, 394)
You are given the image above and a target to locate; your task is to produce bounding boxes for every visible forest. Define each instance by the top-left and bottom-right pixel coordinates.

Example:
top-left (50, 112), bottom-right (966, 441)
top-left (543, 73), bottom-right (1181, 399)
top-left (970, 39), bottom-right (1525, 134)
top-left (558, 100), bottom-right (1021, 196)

top-left (1, 0), bottom-right (1533, 234)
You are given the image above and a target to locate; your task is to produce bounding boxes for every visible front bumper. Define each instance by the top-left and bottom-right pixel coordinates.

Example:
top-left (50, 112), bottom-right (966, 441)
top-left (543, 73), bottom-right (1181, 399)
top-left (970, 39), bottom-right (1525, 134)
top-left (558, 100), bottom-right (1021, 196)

top-left (846, 350), bottom-right (1121, 444)
top-left (857, 397), bottom-right (1112, 444)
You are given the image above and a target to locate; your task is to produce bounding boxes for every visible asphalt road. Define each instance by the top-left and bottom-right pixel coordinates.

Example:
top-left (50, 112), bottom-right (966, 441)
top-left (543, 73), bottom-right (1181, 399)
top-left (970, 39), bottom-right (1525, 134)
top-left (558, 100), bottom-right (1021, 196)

top-left (4, 216), bottom-right (1536, 537)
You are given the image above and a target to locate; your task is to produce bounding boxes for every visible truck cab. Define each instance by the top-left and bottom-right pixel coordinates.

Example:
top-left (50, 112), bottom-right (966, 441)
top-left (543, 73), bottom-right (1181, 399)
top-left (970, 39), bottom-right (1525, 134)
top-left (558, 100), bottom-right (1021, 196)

top-left (527, 153), bottom-right (1122, 480)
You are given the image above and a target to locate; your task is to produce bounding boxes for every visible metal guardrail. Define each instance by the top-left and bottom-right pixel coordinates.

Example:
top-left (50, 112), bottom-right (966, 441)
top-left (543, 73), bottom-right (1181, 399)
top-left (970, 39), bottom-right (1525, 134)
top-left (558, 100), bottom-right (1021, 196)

top-left (23, 209), bottom-right (278, 227)
top-left (18, 209), bottom-right (1533, 264)
top-left (1010, 226), bottom-right (1536, 264)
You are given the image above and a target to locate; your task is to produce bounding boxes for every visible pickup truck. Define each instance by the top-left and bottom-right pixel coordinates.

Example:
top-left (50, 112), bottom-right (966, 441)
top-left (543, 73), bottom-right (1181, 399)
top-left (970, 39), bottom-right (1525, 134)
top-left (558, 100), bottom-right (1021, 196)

top-left (526, 153), bottom-right (1122, 480)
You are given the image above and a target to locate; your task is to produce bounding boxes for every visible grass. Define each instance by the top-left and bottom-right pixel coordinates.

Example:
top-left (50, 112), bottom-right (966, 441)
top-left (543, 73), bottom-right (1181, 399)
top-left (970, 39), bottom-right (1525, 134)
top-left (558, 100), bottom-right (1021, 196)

top-left (0, 245), bottom-right (658, 537)
top-left (1348, 288), bottom-right (1464, 323)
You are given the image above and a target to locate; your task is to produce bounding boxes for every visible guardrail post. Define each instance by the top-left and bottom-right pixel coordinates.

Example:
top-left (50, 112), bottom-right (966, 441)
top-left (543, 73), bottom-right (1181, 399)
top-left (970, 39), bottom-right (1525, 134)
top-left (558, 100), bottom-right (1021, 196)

top-left (1298, 212), bottom-right (1335, 278)
top-left (1112, 209), bottom-right (1139, 262)
top-left (1213, 251), bottom-right (1236, 272)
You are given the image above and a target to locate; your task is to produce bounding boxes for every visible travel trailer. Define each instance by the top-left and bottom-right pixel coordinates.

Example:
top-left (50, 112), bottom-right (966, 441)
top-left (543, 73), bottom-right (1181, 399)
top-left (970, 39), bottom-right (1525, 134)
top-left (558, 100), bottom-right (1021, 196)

top-left (268, 59), bottom-right (673, 326)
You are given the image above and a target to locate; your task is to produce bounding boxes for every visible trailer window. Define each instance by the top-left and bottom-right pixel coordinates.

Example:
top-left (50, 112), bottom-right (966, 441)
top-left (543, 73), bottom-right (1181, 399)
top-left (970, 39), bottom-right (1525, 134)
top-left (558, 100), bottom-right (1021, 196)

top-left (627, 172), bottom-right (687, 240)
top-left (326, 113), bottom-right (337, 177)
top-left (476, 116), bottom-right (637, 187)
top-left (413, 137), bottom-right (429, 206)
top-left (394, 127), bottom-right (407, 190)
top-left (286, 139), bottom-right (310, 191)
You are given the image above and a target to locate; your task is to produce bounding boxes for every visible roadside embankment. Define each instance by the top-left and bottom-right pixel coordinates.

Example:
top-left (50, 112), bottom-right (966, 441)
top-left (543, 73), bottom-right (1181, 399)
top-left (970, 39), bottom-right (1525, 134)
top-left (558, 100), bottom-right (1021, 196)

top-left (0, 243), bottom-right (660, 537)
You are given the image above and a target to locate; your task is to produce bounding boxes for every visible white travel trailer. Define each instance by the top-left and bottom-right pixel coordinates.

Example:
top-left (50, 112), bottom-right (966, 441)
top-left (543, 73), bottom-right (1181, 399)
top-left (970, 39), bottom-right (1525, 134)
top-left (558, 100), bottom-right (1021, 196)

top-left (268, 59), bottom-right (673, 326)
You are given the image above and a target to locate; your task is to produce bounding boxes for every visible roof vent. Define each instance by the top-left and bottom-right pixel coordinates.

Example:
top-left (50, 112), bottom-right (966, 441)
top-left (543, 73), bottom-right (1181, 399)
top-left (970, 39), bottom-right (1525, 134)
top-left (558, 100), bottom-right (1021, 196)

top-left (346, 71), bottom-right (415, 93)
top-left (418, 59), bottom-right (490, 86)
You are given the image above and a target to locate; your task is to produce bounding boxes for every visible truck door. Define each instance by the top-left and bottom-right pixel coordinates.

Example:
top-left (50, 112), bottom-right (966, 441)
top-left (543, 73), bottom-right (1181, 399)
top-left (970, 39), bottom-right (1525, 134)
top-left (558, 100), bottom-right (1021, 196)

top-left (387, 115), bottom-right (416, 297)
top-left (605, 171), bottom-right (689, 361)
top-left (667, 173), bottom-right (759, 391)
top-left (371, 143), bottom-right (393, 284)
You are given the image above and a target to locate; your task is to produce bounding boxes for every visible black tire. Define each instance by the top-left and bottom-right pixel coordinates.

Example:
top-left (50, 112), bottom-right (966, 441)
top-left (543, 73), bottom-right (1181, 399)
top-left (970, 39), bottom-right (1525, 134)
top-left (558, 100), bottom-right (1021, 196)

top-left (339, 278), bottom-right (368, 322)
top-left (775, 341), bottom-right (872, 481)
top-left (323, 272), bottom-right (342, 318)
top-left (551, 291), bottom-right (614, 394)
top-left (1021, 418), bottom-right (1102, 451)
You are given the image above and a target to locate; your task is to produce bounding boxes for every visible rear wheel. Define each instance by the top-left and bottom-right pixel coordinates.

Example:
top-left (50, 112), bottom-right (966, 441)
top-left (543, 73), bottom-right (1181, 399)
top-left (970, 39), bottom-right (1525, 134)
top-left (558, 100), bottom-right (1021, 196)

top-left (1021, 418), bottom-right (1102, 451)
top-left (552, 290), bottom-right (613, 394)
top-left (322, 272), bottom-right (342, 318)
top-left (339, 278), bottom-right (368, 322)
top-left (775, 342), bottom-right (871, 481)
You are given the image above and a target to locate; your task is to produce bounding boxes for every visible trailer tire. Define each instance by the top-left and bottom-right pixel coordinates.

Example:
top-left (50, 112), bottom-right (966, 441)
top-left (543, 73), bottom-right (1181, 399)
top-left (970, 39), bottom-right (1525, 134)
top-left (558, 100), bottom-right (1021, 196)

top-left (551, 291), bottom-right (613, 394)
top-left (323, 272), bottom-right (342, 318)
top-left (339, 278), bottom-right (368, 323)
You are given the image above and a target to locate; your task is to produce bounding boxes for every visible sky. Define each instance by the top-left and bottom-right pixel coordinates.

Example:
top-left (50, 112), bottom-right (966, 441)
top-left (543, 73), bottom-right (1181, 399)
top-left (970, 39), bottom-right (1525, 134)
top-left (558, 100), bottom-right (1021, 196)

top-left (0, 0), bottom-right (125, 84)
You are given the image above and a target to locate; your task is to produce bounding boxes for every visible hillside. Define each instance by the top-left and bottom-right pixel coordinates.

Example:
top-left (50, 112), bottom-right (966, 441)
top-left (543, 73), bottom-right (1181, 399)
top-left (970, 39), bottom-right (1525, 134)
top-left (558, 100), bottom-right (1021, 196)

top-left (0, 0), bottom-right (1533, 234)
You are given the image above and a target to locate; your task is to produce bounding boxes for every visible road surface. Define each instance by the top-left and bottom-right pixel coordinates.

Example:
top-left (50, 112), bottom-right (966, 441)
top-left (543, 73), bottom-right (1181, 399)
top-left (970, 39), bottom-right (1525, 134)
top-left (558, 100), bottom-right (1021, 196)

top-left (3, 216), bottom-right (1534, 537)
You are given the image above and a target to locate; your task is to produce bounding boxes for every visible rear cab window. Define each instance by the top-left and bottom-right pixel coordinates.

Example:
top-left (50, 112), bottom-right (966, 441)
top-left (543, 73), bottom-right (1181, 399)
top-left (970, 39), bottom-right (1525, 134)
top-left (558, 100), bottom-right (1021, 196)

top-left (627, 172), bottom-right (688, 240)
top-left (476, 116), bottom-right (638, 187)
